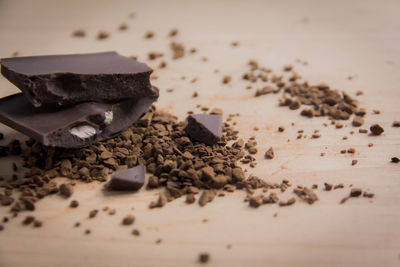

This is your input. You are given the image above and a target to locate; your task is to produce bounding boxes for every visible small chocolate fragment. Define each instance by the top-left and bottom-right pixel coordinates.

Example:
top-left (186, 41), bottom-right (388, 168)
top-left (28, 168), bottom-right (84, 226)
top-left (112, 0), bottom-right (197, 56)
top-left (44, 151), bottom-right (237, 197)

top-left (132, 229), bottom-right (140, 236)
top-left (1, 52), bottom-right (154, 107)
top-left (70, 200), bottom-right (79, 208)
top-left (198, 253), bottom-right (210, 263)
top-left (89, 209), bottom-right (98, 218)
top-left (185, 114), bottom-right (222, 145)
top-left (350, 188), bottom-right (362, 197)
top-left (264, 147), bottom-right (274, 159)
top-left (352, 116), bottom-right (364, 127)
top-left (122, 215), bottom-right (135, 225)
top-left (59, 184), bottom-right (73, 198)
top-left (33, 220), bottom-right (43, 228)
top-left (22, 216), bottom-right (35, 225)
top-left (370, 124), bottom-right (384, 135)
top-left (97, 31), bottom-right (109, 39)
top-left (324, 183), bottom-right (333, 191)
top-left (72, 29), bottom-right (86, 37)
top-left (391, 157), bottom-right (399, 163)
top-left (0, 88), bottom-right (158, 148)
top-left (107, 165), bottom-right (145, 191)
top-left (392, 121), bottom-right (400, 127)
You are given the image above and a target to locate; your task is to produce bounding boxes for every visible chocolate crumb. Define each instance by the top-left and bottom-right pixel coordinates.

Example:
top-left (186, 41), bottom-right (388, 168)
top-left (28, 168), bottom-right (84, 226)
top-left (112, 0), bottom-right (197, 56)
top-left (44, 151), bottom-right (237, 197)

top-left (185, 194), bottom-right (196, 204)
top-left (122, 215), bottom-right (135, 225)
top-left (340, 197), bottom-right (349, 204)
top-left (363, 192), bottom-right (375, 198)
top-left (33, 220), bottom-right (43, 228)
top-left (132, 229), bottom-right (140, 236)
top-left (231, 41), bottom-right (239, 47)
top-left (249, 195), bottom-right (263, 208)
top-left (264, 147), bottom-right (274, 159)
top-left (334, 184), bottom-right (344, 190)
top-left (351, 159), bottom-right (358, 166)
top-left (89, 209), bottom-right (98, 218)
top-left (391, 157), bottom-right (399, 163)
top-left (279, 197), bottom-right (296, 206)
top-left (166, 88), bottom-right (174, 93)
top-left (22, 216), bottom-right (35, 225)
top-left (74, 222), bottom-right (80, 227)
top-left (85, 229), bottom-right (91, 235)
top-left (359, 128), bottom-right (368, 133)
top-left (192, 91), bottom-right (199, 98)
top-left (222, 76), bottom-right (231, 84)
top-left (155, 238), bottom-right (162, 244)
top-left (372, 109), bottom-right (381, 114)
top-left (70, 200), bottom-right (79, 208)
top-left (97, 31), bottom-right (109, 40)
top-left (278, 126), bottom-right (285, 132)
top-left (148, 51), bottom-right (163, 60)
top-left (198, 253), bottom-right (210, 263)
top-left (392, 121), bottom-right (400, 127)
top-left (118, 23), bottom-right (128, 31)
top-left (169, 28), bottom-right (179, 37)
top-left (368, 143), bottom-right (374, 147)
top-left (170, 42), bottom-right (185, 59)
top-left (72, 29), bottom-right (86, 37)
top-left (108, 209), bottom-right (116, 215)
top-left (347, 148), bottom-right (355, 154)
top-left (370, 124), bottom-right (384, 135)
top-left (0, 225), bottom-right (4, 231)
top-left (350, 188), bottom-right (362, 197)
top-left (159, 61), bottom-right (167, 68)
top-left (59, 184), bottom-right (73, 198)
top-left (324, 183), bottom-right (333, 191)
top-left (144, 31), bottom-right (154, 39)
top-left (352, 117), bottom-right (364, 127)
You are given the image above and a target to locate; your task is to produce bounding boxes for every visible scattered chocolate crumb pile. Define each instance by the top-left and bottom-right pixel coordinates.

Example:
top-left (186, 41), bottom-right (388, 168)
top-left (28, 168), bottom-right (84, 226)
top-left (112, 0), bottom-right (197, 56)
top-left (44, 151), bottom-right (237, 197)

top-left (0, 105), bottom-right (375, 220)
top-left (245, 61), bottom-right (373, 126)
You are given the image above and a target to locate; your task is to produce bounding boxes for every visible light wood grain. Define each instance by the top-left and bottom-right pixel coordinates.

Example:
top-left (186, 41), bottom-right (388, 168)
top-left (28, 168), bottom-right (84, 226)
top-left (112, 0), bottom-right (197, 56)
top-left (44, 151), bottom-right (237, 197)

top-left (0, 0), bottom-right (399, 266)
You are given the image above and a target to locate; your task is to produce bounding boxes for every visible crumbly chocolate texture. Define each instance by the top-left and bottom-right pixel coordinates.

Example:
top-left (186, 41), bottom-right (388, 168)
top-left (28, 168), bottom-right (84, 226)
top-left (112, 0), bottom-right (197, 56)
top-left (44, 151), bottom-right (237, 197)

top-left (0, 87), bottom-right (158, 148)
top-left (244, 61), bottom-right (366, 122)
top-left (106, 165), bottom-right (145, 191)
top-left (0, 52), bottom-right (154, 107)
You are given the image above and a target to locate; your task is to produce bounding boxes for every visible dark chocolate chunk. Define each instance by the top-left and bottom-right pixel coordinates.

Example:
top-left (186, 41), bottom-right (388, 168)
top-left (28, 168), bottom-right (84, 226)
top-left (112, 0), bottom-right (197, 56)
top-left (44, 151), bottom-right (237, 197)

top-left (391, 157), bottom-right (399, 163)
top-left (1, 52), bottom-right (153, 107)
top-left (370, 124), bottom-right (384, 135)
top-left (106, 165), bottom-right (145, 190)
top-left (0, 87), bottom-right (158, 148)
top-left (184, 114), bottom-right (222, 145)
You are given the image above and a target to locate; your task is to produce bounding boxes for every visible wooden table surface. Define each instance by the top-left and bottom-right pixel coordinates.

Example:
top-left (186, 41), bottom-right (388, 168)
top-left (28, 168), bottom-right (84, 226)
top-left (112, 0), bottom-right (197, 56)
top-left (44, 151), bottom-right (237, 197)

top-left (0, 0), bottom-right (399, 266)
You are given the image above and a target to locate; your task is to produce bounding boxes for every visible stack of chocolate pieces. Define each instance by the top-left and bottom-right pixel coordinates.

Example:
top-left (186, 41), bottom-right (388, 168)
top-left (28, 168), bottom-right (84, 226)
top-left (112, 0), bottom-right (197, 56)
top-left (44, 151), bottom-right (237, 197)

top-left (0, 52), bottom-right (159, 148)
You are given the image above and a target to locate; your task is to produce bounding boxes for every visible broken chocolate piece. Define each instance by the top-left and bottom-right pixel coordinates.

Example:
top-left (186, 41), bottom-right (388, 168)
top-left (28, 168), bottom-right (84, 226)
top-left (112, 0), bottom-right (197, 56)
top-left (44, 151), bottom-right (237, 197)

top-left (184, 114), bottom-right (222, 145)
top-left (106, 165), bottom-right (145, 190)
top-left (0, 88), bottom-right (158, 147)
top-left (1, 52), bottom-right (154, 107)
